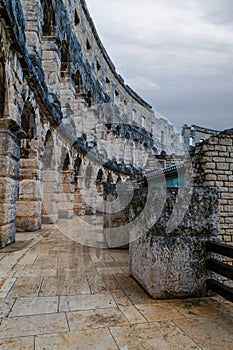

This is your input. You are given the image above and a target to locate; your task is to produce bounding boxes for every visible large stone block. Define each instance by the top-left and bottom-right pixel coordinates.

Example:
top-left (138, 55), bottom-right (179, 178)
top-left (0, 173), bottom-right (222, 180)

top-left (0, 222), bottom-right (16, 248)
top-left (18, 180), bottom-right (42, 200)
top-left (0, 203), bottom-right (16, 225)
top-left (16, 216), bottom-right (41, 232)
top-left (20, 159), bottom-right (40, 169)
top-left (130, 235), bottom-right (214, 299)
top-left (43, 181), bottom-right (60, 194)
top-left (42, 202), bottom-right (58, 216)
top-left (0, 177), bottom-right (18, 202)
top-left (16, 201), bottom-right (42, 218)
top-left (43, 171), bottom-right (60, 183)
top-left (0, 130), bottom-right (20, 160)
top-left (41, 214), bottom-right (58, 224)
top-left (0, 156), bottom-right (19, 178)
top-left (128, 187), bottom-right (219, 298)
top-left (20, 168), bottom-right (41, 180)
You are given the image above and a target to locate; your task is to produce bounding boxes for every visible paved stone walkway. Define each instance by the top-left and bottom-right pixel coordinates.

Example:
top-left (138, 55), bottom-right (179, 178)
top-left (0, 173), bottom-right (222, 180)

top-left (0, 218), bottom-right (233, 349)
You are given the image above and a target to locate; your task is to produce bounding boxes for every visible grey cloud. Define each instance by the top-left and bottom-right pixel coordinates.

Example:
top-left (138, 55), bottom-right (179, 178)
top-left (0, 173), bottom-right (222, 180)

top-left (86, 0), bottom-right (233, 131)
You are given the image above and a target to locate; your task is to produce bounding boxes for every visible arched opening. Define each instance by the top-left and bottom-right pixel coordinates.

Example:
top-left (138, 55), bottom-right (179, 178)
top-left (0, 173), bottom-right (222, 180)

top-left (74, 70), bottom-right (83, 96)
top-left (86, 91), bottom-right (92, 107)
top-left (85, 163), bottom-right (93, 188)
top-left (106, 123), bottom-right (112, 132)
top-left (96, 168), bottom-right (103, 194)
top-left (62, 153), bottom-right (70, 171)
top-left (43, 130), bottom-right (53, 169)
top-left (73, 156), bottom-right (84, 216)
top-left (16, 103), bottom-right (42, 232)
top-left (74, 156), bottom-right (82, 182)
top-left (160, 150), bottom-right (167, 158)
top-left (125, 132), bottom-right (130, 140)
top-left (96, 169), bottom-right (104, 184)
top-left (60, 41), bottom-right (69, 80)
top-left (115, 90), bottom-right (120, 101)
top-left (107, 172), bottom-right (113, 183)
top-left (116, 175), bottom-right (122, 184)
top-left (152, 146), bottom-right (158, 155)
top-left (20, 103), bottom-right (36, 159)
top-left (116, 125), bottom-right (121, 137)
top-left (42, 0), bottom-right (55, 36)
top-left (59, 151), bottom-right (73, 219)
top-left (74, 9), bottom-right (80, 26)
top-left (160, 150), bottom-right (167, 168)
top-left (0, 52), bottom-right (5, 118)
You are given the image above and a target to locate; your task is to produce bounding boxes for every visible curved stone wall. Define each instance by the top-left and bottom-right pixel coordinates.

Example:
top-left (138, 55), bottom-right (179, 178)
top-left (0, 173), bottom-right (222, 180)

top-left (0, 0), bottom-right (183, 247)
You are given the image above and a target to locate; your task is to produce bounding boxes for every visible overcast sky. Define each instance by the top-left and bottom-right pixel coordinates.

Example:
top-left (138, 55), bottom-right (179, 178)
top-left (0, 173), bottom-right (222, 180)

top-left (86, 0), bottom-right (233, 132)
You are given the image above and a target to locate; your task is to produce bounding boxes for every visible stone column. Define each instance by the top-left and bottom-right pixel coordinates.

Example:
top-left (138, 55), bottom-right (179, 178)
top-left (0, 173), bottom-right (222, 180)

top-left (124, 139), bottom-right (133, 166)
top-left (42, 37), bottom-right (60, 97)
top-left (115, 136), bottom-right (124, 165)
top-left (59, 170), bottom-right (74, 219)
top-left (134, 142), bottom-right (142, 168)
top-left (73, 174), bottom-right (86, 216)
top-left (42, 170), bottom-right (60, 224)
top-left (85, 165), bottom-right (97, 215)
top-left (16, 154), bottom-right (42, 232)
top-left (60, 76), bottom-right (74, 118)
top-left (73, 96), bottom-right (87, 135)
top-left (0, 121), bottom-right (20, 247)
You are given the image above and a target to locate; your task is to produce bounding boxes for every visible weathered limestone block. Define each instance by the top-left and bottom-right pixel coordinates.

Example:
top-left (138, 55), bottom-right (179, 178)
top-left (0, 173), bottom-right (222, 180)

top-left (0, 127), bottom-right (20, 247)
top-left (104, 185), bottom-right (218, 297)
top-left (0, 223), bottom-right (16, 248)
top-left (129, 187), bottom-right (218, 299)
top-left (16, 201), bottom-right (42, 218)
top-left (42, 202), bottom-right (59, 216)
top-left (16, 217), bottom-right (41, 232)
top-left (0, 203), bottom-right (16, 226)
top-left (0, 177), bottom-right (18, 203)
top-left (18, 180), bottom-right (42, 200)
top-left (43, 181), bottom-right (60, 194)
top-left (0, 157), bottom-right (19, 178)
top-left (0, 130), bottom-right (20, 160)
top-left (20, 158), bottom-right (41, 170)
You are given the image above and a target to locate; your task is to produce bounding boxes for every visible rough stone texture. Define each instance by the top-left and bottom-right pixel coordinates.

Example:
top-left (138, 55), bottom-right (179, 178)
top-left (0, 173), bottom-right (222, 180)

top-left (191, 130), bottom-right (233, 244)
top-left (0, 0), bottom-right (184, 247)
top-left (130, 235), bottom-right (211, 299)
top-left (104, 187), bottom-right (218, 298)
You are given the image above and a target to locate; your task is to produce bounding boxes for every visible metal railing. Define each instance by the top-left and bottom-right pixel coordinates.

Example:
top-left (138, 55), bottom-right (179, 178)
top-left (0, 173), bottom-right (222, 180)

top-left (206, 241), bottom-right (233, 302)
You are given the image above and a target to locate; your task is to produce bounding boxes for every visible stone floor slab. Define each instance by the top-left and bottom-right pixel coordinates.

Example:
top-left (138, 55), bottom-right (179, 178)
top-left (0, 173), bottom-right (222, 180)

top-left (174, 314), bottom-right (233, 350)
top-left (118, 305), bottom-right (147, 324)
top-left (135, 303), bottom-right (184, 322)
top-left (39, 275), bottom-right (90, 296)
top-left (0, 278), bottom-right (17, 298)
top-left (9, 296), bottom-right (58, 317)
top-left (96, 267), bottom-right (124, 274)
top-left (87, 274), bottom-right (120, 294)
top-left (0, 298), bottom-right (16, 318)
top-left (14, 268), bottom-right (57, 277)
top-left (170, 298), bottom-right (222, 318)
top-left (0, 336), bottom-right (34, 350)
top-left (0, 313), bottom-right (69, 339)
top-left (35, 328), bottom-right (119, 350)
top-left (110, 321), bottom-right (202, 350)
top-left (0, 223), bottom-right (233, 349)
top-left (67, 307), bottom-right (128, 331)
top-left (59, 293), bottom-right (116, 312)
top-left (8, 277), bottom-right (43, 297)
top-left (112, 290), bottom-right (132, 306)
